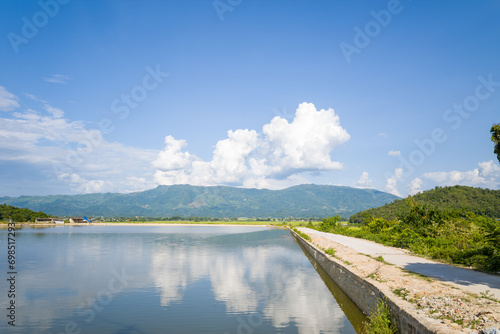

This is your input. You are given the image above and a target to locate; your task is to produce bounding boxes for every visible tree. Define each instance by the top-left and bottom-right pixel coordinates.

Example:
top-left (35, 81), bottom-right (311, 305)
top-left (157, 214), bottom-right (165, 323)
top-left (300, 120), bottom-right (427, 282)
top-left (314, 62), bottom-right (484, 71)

top-left (491, 123), bottom-right (500, 163)
top-left (319, 215), bottom-right (341, 231)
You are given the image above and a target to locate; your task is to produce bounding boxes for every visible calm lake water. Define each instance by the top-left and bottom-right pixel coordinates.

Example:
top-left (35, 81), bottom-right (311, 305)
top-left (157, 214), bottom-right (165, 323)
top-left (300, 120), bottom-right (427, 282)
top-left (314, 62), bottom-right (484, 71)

top-left (0, 225), bottom-right (365, 333)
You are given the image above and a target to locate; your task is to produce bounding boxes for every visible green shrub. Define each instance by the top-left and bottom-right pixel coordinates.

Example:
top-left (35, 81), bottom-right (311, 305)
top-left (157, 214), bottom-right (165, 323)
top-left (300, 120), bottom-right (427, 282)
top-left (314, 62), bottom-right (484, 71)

top-left (367, 218), bottom-right (394, 233)
top-left (395, 228), bottom-right (420, 248)
top-left (325, 248), bottom-right (336, 256)
top-left (364, 299), bottom-right (398, 334)
top-left (319, 215), bottom-right (341, 232)
top-left (291, 227), bottom-right (311, 241)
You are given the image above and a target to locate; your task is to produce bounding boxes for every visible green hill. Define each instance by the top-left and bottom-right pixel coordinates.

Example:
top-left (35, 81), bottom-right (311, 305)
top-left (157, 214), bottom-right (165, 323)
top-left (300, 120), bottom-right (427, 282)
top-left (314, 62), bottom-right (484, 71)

top-left (349, 185), bottom-right (500, 224)
top-left (0, 204), bottom-right (50, 222)
top-left (318, 186), bottom-right (500, 271)
top-left (0, 184), bottom-right (399, 218)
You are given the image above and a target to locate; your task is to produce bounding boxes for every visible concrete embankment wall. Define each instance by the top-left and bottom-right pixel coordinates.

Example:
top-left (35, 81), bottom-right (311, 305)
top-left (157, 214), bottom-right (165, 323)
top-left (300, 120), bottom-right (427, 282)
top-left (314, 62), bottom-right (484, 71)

top-left (289, 229), bottom-right (461, 334)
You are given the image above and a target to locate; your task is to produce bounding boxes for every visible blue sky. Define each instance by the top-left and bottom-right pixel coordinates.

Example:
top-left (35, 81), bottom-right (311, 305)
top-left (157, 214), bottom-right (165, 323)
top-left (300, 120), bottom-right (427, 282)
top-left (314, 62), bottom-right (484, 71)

top-left (0, 0), bottom-right (499, 197)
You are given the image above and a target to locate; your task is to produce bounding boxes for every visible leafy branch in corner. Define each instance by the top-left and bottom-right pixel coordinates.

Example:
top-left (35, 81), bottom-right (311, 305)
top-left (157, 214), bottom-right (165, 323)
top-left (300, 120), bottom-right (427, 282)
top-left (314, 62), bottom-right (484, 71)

top-left (491, 123), bottom-right (500, 163)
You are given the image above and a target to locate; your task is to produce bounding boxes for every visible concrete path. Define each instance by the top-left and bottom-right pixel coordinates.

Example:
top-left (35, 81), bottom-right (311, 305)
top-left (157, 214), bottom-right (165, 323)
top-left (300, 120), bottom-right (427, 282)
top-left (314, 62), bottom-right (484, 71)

top-left (299, 228), bottom-right (500, 299)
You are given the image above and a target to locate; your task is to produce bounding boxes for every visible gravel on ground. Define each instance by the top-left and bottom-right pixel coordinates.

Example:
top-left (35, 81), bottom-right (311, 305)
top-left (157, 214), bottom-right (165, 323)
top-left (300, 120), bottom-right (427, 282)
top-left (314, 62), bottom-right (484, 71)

top-left (298, 228), bottom-right (500, 333)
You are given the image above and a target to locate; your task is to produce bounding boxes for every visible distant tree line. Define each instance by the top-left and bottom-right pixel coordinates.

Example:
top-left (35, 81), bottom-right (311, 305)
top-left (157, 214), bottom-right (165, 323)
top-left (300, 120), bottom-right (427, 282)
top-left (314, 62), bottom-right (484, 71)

top-left (0, 204), bottom-right (49, 222)
top-left (101, 216), bottom-right (323, 222)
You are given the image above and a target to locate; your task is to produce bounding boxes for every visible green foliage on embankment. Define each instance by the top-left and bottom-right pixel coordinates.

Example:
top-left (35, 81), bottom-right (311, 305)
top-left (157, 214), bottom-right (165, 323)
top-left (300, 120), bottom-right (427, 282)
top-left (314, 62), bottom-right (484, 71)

top-left (291, 227), bottom-right (312, 241)
top-left (364, 299), bottom-right (398, 334)
top-left (320, 201), bottom-right (500, 272)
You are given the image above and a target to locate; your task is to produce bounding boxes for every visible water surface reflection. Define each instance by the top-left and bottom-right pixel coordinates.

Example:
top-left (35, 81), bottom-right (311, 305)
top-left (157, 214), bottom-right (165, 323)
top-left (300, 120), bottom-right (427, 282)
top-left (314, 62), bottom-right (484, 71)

top-left (0, 226), bottom-right (361, 333)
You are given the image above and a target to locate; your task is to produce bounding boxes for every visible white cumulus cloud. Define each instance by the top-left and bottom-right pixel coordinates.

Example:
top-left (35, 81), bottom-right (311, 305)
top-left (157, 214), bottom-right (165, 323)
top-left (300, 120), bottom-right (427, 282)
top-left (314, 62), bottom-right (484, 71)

top-left (153, 135), bottom-right (197, 171)
top-left (409, 177), bottom-right (423, 195)
top-left (262, 102), bottom-right (350, 172)
top-left (423, 161), bottom-right (500, 189)
top-left (355, 171), bottom-right (373, 188)
top-left (154, 102), bottom-right (350, 189)
top-left (385, 168), bottom-right (403, 197)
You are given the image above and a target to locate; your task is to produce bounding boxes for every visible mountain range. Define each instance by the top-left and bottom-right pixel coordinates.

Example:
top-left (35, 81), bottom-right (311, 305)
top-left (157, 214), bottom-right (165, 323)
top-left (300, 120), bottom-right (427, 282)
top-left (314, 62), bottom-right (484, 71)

top-left (0, 184), bottom-right (400, 218)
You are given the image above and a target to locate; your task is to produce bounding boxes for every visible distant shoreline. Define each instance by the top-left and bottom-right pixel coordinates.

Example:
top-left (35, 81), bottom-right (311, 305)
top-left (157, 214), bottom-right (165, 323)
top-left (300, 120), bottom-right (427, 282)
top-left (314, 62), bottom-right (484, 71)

top-left (2, 222), bottom-right (282, 227)
top-left (89, 223), bottom-right (272, 227)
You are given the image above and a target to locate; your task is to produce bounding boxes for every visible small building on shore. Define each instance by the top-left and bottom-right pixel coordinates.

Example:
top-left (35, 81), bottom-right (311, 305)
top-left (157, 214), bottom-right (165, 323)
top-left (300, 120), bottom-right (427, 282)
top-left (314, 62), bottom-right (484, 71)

top-left (35, 217), bottom-right (64, 224)
top-left (69, 217), bottom-right (85, 224)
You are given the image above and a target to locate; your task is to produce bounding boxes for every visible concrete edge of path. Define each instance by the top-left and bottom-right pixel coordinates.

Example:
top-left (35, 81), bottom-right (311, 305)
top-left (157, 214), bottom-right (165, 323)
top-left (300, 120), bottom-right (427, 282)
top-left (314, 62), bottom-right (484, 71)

top-left (289, 228), bottom-right (464, 334)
